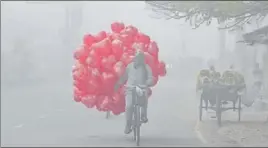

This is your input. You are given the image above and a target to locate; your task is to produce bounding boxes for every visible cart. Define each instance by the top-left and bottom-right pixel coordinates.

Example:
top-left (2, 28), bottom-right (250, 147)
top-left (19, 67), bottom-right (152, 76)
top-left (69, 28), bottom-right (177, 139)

top-left (198, 70), bottom-right (246, 126)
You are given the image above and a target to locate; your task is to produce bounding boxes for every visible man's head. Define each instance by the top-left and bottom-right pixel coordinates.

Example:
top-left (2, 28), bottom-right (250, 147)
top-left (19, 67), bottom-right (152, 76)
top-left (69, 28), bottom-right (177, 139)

top-left (133, 50), bottom-right (145, 67)
top-left (209, 65), bottom-right (215, 71)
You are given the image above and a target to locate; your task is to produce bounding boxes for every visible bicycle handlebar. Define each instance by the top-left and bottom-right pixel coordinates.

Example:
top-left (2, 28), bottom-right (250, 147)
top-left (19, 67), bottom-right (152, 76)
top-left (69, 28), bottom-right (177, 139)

top-left (125, 84), bottom-right (148, 89)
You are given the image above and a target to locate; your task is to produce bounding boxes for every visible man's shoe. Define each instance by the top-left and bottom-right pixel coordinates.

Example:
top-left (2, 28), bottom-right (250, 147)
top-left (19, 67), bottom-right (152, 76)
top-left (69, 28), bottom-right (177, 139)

top-left (124, 126), bottom-right (132, 134)
top-left (141, 116), bottom-right (148, 123)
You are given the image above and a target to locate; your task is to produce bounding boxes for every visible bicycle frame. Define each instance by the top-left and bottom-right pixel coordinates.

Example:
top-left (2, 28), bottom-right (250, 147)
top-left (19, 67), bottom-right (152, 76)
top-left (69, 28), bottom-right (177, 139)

top-left (131, 86), bottom-right (144, 146)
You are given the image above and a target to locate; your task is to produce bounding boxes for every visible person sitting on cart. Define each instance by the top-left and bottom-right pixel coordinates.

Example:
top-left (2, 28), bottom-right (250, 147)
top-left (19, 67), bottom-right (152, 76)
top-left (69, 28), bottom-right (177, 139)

top-left (234, 71), bottom-right (247, 95)
top-left (221, 66), bottom-right (244, 103)
top-left (196, 69), bottom-right (211, 92)
top-left (197, 65), bottom-right (219, 107)
top-left (210, 66), bottom-right (221, 83)
top-left (222, 66), bottom-right (236, 86)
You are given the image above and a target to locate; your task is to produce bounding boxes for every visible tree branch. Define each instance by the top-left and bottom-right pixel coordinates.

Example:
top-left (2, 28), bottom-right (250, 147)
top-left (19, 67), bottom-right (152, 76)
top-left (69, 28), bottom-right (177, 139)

top-left (146, 1), bottom-right (268, 30)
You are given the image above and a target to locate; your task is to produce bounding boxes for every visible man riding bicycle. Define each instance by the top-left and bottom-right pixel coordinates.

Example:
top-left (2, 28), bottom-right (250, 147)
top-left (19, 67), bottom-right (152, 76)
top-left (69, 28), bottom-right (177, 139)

top-left (114, 50), bottom-right (154, 134)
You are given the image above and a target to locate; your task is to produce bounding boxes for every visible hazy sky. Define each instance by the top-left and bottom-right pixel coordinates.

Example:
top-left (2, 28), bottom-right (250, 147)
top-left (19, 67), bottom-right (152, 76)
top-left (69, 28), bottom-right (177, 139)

top-left (1, 1), bottom-right (222, 60)
top-left (2, 1), bottom-right (267, 63)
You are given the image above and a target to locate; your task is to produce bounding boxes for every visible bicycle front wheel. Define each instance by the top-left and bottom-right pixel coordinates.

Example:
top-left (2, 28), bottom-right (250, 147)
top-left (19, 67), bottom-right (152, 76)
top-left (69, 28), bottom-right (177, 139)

top-left (135, 105), bottom-right (141, 146)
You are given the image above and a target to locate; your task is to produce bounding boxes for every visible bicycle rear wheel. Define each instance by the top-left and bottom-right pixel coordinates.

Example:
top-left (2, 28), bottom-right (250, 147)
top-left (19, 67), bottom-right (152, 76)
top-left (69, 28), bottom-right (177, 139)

top-left (135, 105), bottom-right (141, 146)
top-left (133, 107), bottom-right (137, 141)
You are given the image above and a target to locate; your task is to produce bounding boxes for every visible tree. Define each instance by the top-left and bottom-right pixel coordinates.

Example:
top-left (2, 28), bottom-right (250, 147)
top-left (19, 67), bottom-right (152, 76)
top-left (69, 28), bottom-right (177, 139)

top-left (146, 1), bottom-right (268, 30)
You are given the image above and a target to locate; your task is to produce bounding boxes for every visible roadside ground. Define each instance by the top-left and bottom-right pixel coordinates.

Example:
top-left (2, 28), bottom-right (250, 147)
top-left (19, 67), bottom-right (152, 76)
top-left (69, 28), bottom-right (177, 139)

top-left (196, 108), bottom-right (268, 147)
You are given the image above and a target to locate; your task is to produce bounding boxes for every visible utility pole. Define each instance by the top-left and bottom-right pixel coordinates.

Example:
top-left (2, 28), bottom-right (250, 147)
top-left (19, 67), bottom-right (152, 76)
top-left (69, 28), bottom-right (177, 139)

top-left (219, 22), bottom-right (226, 57)
top-left (63, 2), bottom-right (83, 50)
top-left (218, 21), bottom-right (227, 69)
top-left (56, 2), bottom-right (84, 77)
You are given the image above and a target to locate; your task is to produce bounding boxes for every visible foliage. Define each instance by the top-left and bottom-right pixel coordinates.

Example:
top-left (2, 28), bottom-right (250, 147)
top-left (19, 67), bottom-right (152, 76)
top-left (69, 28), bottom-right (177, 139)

top-left (146, 1), bottom-right (268, 30)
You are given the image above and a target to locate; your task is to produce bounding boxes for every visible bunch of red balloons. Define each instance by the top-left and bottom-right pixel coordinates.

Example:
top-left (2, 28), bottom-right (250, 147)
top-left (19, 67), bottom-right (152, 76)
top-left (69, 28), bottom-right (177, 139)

top-left (72, 22), bottom-right (167, 115)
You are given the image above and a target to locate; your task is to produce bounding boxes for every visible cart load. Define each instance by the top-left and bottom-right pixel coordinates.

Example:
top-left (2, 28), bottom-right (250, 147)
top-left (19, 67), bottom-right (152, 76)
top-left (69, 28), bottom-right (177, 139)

top-left (196, 69), bottom-right (221, 92)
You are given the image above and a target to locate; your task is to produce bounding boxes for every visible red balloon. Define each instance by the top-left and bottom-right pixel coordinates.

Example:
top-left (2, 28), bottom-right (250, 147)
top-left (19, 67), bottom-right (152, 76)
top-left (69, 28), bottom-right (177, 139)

top-left (99, 96), bottom-right (111, 111)
top-left (72, 65), bottom-right (87, 81)
top-left (100, 57), bottom-right (109, 70)
top-left (85, 56), bottom-right (95, 67)
top-left (87, 50), bottom-right (101, 68)
top-left (72, 70), bottom-right (80, 81)
top-left (132, 43), bottom-right (147, 52)
top-left (107, 55), bottom-right (117, 65)
top-left (101, 55), bottom-right (117, 71)
top-left (111, 39), bottom-right (124, 59)
top-left (95, 95), bottom-right (106, 111)
top-left (91, 68), bottom-right (101, 77)
top-left (143, 52), bottom-right (159, 77)
top-left (113, 61), bottom-right (126, 78)
top-left (90, 68), bottom-right (102, 83)
top-left (116, 96), bottom-right (126, 112)
top-left (119, 31), bottom-right (135, 47)
top-left (112, 108), bottom-right (121, 115)
top-left (125, 25), bottom-right (138, 37)
top-left (92, 38), bottom-right (112, 56)
top-left (72, 61), bottom-right (80, 73)
top-left (158, 61), bottom-right (167, 77)
top-left (121, 53), bottom-right (134, 65)
top-left (144, 52), bottom-right (154, 66)
top-left (101, 72), bottom-right (117, 93)
top-left (74, 94), bottom-right (82, 102)
top-left (73, 46), bottom-right (88, 64)
top-left (109, 33), bottom-right (121, 41)
top-left (119, 23), bottom-right (125, 30)
top-left (124, 46), bottom-right (136, 55)
top-left (74, 86), bottom-right (85, 97)
top-left (112, 92), bottom-right (124, 104)
top-left (73, 86), bottom-right (81, 95)
top-left (73, 80), bottom-right (84, 91)
top-left (81, 95), bottom-right (97, 108)
top-left (111, 39), bottom-right (123, 47)
top-left (83, 34), bottom-right (96, 46)
top-left (136, 33), bottom-right (150, 45)
top-left (73, 49), bottom-right (81, 60)
top-left (111, 22), bottom-right (125, 33)
top-left (95, 31), bottom-right (107, 42)
top-left (148, 41), bottom-right (159, 56)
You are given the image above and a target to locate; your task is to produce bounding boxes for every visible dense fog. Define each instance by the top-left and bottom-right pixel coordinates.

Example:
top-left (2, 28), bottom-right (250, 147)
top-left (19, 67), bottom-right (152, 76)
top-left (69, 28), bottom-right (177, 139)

top-left (1, 1), bottom-right (267, 147)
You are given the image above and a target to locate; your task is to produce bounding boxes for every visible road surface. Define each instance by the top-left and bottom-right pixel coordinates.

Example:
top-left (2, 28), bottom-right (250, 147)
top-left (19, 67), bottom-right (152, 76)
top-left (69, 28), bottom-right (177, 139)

top-left (1, 64), bottom-right (203, 147)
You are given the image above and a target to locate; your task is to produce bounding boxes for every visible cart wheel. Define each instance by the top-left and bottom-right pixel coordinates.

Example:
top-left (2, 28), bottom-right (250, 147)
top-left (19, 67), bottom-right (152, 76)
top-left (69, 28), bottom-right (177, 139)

top-left (205, 99), bottom-right (208, 111)
top-left (233, 101), bottom-right (236, 111)
top-left (216, 95), bottom-right (222, 127)
top-left (199, 97), bottom-right (203, 121)
top-left (238, 96), bottom-right (242, 122)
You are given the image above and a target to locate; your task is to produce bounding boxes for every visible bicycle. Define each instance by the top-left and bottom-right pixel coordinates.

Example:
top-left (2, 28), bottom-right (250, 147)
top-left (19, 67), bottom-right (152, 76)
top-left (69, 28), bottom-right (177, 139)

top-left (129, 85), bottom-right (147, 146)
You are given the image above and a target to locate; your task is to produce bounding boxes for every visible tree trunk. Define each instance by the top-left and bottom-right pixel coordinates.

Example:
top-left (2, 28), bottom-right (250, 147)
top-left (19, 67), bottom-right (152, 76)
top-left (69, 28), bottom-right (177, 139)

top-left (264, 45), bottom-right (268, 99)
